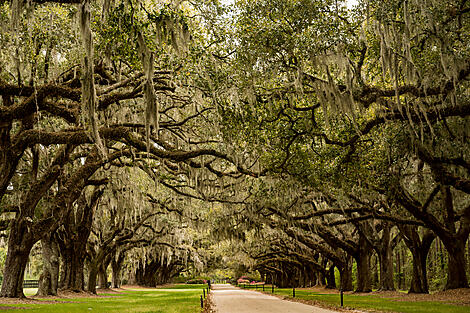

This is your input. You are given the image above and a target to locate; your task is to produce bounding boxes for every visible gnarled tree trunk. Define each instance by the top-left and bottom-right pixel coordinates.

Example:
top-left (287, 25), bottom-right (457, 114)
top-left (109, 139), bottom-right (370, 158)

top-left (377, 242), bottom-right (395, 291)
top-left (339, 256), bottom-right (353, 291)
top-left (111, 251), bottom-right (125, 288)
top-left (88, 245), bottom-right (114, 293)
top-left (400, 226), bottom-right (435, 293)
top-left (355, 233), bottom-right (372, 292)
top-left (0, 220), bottom-right (35, 298)
top-left (98, 265), bottom-right (108, 289)
top-left (443, 237), bottom-right (469, 290)
top-left (97, 256), bottom-right (112, 289)
top-left (37, 234), bottom-right (60, 296)
top-left (325, 264), bottom-right (336, 289)
top-left (87, 265), bottom-right (99, 294)
top-left (440, 187), bottom-right (469, 290)
top-left (59, 246), bottom-right (86, 291)
top-left (59, 186), bottom-right (104, 291)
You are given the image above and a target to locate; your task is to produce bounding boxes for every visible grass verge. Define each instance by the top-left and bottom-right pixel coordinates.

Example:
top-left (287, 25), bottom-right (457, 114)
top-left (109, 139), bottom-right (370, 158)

top-left (266, 288), bottom-right (470, 313)
top-left (0, 285), bottom-right (208, 312)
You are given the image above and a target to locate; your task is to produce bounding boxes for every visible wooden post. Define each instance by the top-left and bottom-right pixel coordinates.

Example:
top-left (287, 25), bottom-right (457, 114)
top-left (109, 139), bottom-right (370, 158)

top-left (340, 288), bottom-right (344, 307)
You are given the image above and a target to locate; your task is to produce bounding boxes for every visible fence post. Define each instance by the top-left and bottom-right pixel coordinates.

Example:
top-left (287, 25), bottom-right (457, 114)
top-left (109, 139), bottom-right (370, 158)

top-left (263, 284), bottom-right (265, 292)
top-left (271, 284), bottom-right (274, 293)
top-left (200, 295), bottom-right (203, 308)
top-left (340, 288), bottom-right (344, 307)
top-left (293, 286), bottom-right (295, 298)
top-left (203, 289), bottom-right (206, 298)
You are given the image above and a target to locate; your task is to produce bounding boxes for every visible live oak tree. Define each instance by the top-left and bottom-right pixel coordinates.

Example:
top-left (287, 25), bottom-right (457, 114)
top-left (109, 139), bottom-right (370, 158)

top-left (0, 0), bottom-right (259, 298)
top-left (1, 0), bottom-right (469, 299)
top-left (216, 0), bottom-right (470, 292)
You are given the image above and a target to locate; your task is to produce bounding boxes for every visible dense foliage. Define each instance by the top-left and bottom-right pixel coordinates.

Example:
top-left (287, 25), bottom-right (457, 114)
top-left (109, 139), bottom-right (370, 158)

top-left (0, 0), bottom-right (469, 300)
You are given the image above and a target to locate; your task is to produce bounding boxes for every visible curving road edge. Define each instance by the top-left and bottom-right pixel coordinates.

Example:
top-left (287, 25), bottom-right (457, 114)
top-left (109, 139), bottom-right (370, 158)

top-left (211, 284), bottom-right (339, 313)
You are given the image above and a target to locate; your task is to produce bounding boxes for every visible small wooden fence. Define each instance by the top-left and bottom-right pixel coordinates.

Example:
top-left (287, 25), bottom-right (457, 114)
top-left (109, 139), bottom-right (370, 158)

top-left (0, 279), bottom-right (39, 288)
top-left (237, 283), bottom-right (268, 291)
top-left (23, 280), bottom-right (39, 288)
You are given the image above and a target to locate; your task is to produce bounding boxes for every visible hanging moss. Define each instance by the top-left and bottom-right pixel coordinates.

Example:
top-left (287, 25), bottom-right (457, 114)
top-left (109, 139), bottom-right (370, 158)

top-left (79, 0), bottom-right (107, 157)
top-left (10, 0), bottom-right (22, 31)
top-left (137, 32), bottom-right (159, 152)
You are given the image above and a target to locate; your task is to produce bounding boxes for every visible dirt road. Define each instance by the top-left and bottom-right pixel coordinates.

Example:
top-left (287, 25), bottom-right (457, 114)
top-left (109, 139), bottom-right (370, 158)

top-left (211, 284), bottom-right (338, 313)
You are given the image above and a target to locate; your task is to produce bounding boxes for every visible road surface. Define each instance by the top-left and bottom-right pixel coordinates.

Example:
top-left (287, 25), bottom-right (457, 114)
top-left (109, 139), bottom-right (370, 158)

top-left (211, 284), bottom-right (339, 313)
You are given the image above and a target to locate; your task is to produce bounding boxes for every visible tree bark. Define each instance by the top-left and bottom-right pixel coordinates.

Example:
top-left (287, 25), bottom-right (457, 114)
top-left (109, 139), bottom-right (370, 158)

top-left (0, 95), bottom-right (22, 199)
top-left (59, 187), bottom-right (103, 291)
top-left (355, 233), bottom-right (372, 292)
top-left (372, 254), bottom-right (379, 289)
top-left (1, 145), bottom-right (74, 298)
top-left (443, 237), bottom-right (469, 289)
top-left (468, 238), bottom-right (470, 281)
top-left (0, 220), bottom-right (34, 298)
top-left (87, 265), bottom-right (99, 294)
top-left (396, 248), bottom-right (403, 290)
top-left (441, 187), bottom-right (469, 289)
top-left (98, 265), bottom-right (108, 289)
top-left (97, 255), bottom-right (112, 289)
top-left (377, 243), bottom-right (395, 291)
top-left (0, 97), bottom-right (32, 298)
top-left (88, 247), bottom-right (113, 293)
top-left (111, 251), bottom-right (125, 288)
top-left (325, 264), bottom-right (336, 289)
top-left (128, 270), bottom-right (136, 285)
top-left (409, 247), bottom-right (430, 293)
top-left (316, 270), bottom-right (326, 287)
top-left (135, 261), bottom-right (157, 287)
top-left (111, 264), bottom-right (122, 289)
top-left (339, 257), bottom-right (353, 291)
top-left (400, 226), bottom-right (435, 293)
top-left (37, 234), bottom-right (59, 296)
top-left (133, 260), bottom-right (182, 287)
top-left (397, 166), bottom-right (470, 290)
top-left (365, 221), bottom-right (398, 291)
top-left (398, 249), bottom-right (406, 290)
top-left (59, 246), bottom-right (86, 291)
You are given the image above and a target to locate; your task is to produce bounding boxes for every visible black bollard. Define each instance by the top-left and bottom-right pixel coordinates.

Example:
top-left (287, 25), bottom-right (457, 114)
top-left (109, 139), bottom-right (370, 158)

top-left (272, 284), bottom-right (274, 293)
top-left (200, 295), bottom-right (203, 308)
top-left (340, 288), bottom-right (344, 307)
top-left (203, 288), bottom-right (206, 298)
top-left (293, 286), bottom-right (295, 298)
top-left (263, 284), bottom-right (265, 292)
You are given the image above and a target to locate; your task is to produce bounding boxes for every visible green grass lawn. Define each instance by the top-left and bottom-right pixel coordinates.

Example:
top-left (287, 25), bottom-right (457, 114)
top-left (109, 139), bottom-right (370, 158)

top-left (268, 288), bottom-right (469, 313)
top-left (0, 285), bottom-right (207, 312)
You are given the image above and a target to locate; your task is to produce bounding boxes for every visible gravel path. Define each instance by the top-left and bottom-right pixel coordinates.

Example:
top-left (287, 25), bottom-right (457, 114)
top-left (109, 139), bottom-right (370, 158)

top-left (211, 284), bottom-right (339, 313)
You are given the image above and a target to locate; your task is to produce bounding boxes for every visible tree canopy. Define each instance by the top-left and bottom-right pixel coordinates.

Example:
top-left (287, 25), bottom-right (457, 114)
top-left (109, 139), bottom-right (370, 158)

top-left (0, 0), bottom-right (469, 299)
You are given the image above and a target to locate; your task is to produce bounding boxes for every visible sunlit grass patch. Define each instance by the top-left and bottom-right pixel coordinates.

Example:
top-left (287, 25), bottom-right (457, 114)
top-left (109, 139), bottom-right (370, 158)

top-left (270, 288), bottom-right (470, 313)
top-left (0, 287), bottom-right (204, 313)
